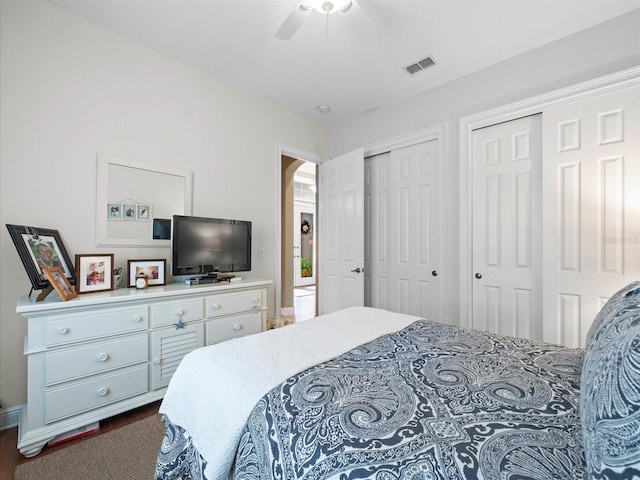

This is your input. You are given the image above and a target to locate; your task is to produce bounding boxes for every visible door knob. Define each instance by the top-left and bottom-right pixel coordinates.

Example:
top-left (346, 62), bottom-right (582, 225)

top-left (432, 271), bottom-right (438, 277)
top-left (475, 273), bottom-right (482, 279)
top-left (351, 267), bottom-right (363, 274)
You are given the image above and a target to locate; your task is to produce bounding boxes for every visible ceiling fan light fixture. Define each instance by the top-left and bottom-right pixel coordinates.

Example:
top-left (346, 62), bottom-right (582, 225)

top-left (307, 0), bottom-right (351, 15)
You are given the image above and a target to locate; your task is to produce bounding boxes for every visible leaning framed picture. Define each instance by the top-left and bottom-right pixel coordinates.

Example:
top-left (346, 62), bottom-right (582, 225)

top-left (75, 254), bottom-right (114, 294)
top-left (127, 259), bottom-right (166, 287)
top-left (43, 267), bottom-right (78, 301)
top-left (5, 224), bottom-right (76, 291)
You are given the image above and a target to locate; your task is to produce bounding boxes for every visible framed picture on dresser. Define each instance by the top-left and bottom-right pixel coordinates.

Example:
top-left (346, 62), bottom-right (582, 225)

top-left (75, 254), bottom-right (114, 294)
top-left (5, 224), bottom-right (76, 291)
top-left (42, 267), bottom-right (78, 301)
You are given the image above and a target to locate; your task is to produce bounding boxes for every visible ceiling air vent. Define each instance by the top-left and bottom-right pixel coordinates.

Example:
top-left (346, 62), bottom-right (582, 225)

top-left (403, 56), bottom-right (436, 76)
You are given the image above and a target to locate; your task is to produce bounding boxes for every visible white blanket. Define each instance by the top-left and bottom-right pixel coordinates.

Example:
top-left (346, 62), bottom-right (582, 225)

top-left (159, 306), bottom-right (421, 480)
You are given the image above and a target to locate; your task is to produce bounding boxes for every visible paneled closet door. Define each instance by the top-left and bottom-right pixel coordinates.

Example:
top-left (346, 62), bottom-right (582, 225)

top-left (542, 87), bottom-right (640, 348)
top-left (472, 115), bottom-right (543, 340)
top-left (364, 139), bottom-right (442, 321)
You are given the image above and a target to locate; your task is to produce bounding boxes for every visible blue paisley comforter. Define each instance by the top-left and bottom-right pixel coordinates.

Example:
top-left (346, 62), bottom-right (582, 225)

top-left (231, 320), bottom-right (585, 480)
top-left (156, 319), bottom-right (586, 480)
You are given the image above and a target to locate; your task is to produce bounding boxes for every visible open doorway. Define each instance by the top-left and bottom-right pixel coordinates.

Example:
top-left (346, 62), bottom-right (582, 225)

top-left (280, 155), bottom-right (318, 324)
top-left (293, 161), bottom-right (316, 321)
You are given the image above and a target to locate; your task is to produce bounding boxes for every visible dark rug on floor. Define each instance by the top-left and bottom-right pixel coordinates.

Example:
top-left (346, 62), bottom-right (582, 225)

top-left (14, 414), bottom-right (164, 480)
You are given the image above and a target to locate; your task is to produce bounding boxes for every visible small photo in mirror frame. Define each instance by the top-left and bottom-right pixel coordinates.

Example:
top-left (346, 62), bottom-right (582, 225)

top-left (123, 204), bottom-right (137, 220)
top-left (108, 203), bottom-right (122, 220)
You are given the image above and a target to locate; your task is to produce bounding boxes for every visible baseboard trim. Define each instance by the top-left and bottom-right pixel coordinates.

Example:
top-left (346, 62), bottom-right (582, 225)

top-left (0, 404), bottom-right (23, 431)
top-left (280, 306), bottom-right (295, 316)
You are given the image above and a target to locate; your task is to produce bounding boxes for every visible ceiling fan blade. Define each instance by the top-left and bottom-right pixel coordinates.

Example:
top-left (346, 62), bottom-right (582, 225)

top-left (275, 2), bottom-right (312, 40)
top-left (339, 0), bottom-right (374, 40)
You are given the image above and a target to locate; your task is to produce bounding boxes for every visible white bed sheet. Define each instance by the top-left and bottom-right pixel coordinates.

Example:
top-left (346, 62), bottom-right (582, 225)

top-left (159, 306), bottom-right (421, 480)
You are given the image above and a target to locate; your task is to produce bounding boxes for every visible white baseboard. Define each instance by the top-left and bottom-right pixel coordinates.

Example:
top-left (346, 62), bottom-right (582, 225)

top-left (280, 306), bottom-right (295, 316)
top-left (0, 404), bottom-right (23, 431)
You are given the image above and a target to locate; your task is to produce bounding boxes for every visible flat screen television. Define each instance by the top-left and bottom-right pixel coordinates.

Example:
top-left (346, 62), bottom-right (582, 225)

top-left (171, 215), bottom-right (251, 277)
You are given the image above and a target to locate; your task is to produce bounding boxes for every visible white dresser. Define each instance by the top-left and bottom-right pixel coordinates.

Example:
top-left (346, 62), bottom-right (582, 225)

top-left (15, 278), bottom-right (271, 457)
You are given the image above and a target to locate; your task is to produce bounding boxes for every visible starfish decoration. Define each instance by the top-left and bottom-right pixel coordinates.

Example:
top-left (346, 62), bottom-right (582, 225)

top-left (173, 319), bottom-right (185, 330)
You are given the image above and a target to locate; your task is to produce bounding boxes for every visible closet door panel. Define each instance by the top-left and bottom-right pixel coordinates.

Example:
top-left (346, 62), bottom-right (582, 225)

top-left (472, 115), bottom-right (542, 340)
top-left (542, 87), bottom-right (640, 347)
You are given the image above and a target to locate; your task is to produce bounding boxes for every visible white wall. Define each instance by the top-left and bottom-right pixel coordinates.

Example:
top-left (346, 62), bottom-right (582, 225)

top-left (330, 9), bottom-right (640, 324)
top-left (0, 1), bottom-right (329, 409)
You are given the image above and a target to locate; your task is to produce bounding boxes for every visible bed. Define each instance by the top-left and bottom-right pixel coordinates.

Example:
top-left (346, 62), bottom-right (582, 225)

top-left (155, 282), bottom-right (640, 480)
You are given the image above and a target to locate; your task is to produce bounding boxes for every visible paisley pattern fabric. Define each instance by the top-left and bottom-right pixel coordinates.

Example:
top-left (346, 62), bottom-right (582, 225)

top-left (155, 415), bottom-right (208, 480)
top-left (581, 282), bottom-right (640, 479)
top-left (233, 320), bottom-right (585, 480)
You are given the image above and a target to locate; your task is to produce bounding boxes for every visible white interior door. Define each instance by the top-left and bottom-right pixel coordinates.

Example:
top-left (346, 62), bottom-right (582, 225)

top-left (294, 202), bottom-right (316, 287)
top-left (319, 148), bottom-right (365, 315)
top-left (542, 87), bottom-right (640, 347)
top-left (365, 139), bottom-right (442, 320)
top-left (472, 115), bottom-right (543, 340)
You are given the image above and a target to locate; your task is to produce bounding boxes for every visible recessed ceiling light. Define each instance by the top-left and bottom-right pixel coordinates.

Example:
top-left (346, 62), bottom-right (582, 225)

top-left (317, 104), bottom-right (331, 113)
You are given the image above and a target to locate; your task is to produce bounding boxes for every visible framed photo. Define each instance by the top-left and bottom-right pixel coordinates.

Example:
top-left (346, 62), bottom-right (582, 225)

top-left (6, 224), bottom-right (76, 291)
top-left (75, 254), bottom-right (114, 294)
top-left (108, 203), bottom-right (122, 220)
top-left (127, 259), bottom-right (166, 287)
top-left (137, 205), bottom-right (151, 220)
top-left (123, 204), bottom-right (137, 220)
top-left (43, 267), bottom-right (78, 301)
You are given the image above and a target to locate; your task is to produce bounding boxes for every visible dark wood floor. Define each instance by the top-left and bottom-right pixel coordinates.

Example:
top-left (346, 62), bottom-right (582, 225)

top-left (0, 400), bottom-right (162, 480)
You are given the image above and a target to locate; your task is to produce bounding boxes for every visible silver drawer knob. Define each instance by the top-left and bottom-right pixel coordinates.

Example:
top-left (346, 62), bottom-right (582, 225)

top-left (212, 304), bottom-right (221, 310)
top-left (252, 297), bottom-right (259, 304)
top-left (97, 387), bottom-right (109, 396)
top-left (98, 353), bottom-right (109, 362)
top-left (133, 315), bottom-right (143, 322)
top-left (57, 327), bottom-right (69, 335)
top-left (154, 357), bottom-right (162, 364)
top-left (233, 324), bottom-right (242, 331)
top-left (176, 309), bottom-right (185, 316)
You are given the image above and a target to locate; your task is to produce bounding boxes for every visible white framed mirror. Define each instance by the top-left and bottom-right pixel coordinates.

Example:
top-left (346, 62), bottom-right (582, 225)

top-left (96, 153), bottom-right (193, 247)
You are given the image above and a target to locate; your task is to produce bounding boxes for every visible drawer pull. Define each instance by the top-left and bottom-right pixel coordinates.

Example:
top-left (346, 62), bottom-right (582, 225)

top-left (98, 353), bottom-right (110, 362)
top-left (97, 387), bottom-right (109, 397)
top-left (154, 357), bottom-right (162, 364)
top-left (233, 324), bottom-right (242, 331)
top-left (177, 309), bottom-right (185, 316)
top-left (252, 297), bottom-right (260, 304)
top-left (251, 305), bottom-right (260, 313)
top-left (212, 304), bottom-right (221, 310)
top-left (133, 315), bottom-right (143, 322)
top-left (57, 327), bottom-right (69, 335)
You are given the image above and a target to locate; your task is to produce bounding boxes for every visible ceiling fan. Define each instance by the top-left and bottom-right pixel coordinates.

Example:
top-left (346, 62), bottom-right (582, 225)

top-left (275, 0), bottom-right (370, 40)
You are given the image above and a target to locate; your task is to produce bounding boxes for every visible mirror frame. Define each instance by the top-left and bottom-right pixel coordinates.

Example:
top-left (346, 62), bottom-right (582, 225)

top-left (96, 153), bottom-right (193, 247)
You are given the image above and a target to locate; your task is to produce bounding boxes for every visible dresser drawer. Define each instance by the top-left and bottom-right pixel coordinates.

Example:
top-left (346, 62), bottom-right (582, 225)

top-left (45, 365), bottom-right (148, 423)
top-left (205, 312), bottom-right (262, 345)
top-left (46, 307), bottom-right (148, 346)
top-left (45, 334), bottom-right (148, 386)
top-left (150, 299), bottom-right (203, 328)
top-left (205, 291), bottom-right (262, 318)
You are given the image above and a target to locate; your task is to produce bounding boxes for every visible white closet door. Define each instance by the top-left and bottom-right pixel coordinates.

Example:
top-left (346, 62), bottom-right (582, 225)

top-left (319, 148), bottom-right (365, 315)
top-left (472, 115), bottom-right (542, 340)
top-left (542, 87), bottom-right (640, 347)
top-left (364, 139), bottom-right (442, 320)
top-left (364, 152), bottom-right (391, 310)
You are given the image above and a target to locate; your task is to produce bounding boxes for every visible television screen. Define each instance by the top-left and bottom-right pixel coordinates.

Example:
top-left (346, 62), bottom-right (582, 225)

top-left (172, 215), bottom-right (251, 276)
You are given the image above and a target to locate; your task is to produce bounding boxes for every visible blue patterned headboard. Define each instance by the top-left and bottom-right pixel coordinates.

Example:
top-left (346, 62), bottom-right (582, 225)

top-left (581, 281), bottom-right (640, 478)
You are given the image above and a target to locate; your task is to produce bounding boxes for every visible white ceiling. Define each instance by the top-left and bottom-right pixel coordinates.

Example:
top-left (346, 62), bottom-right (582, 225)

top-left (50, 0), bottom-right (639, 126)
